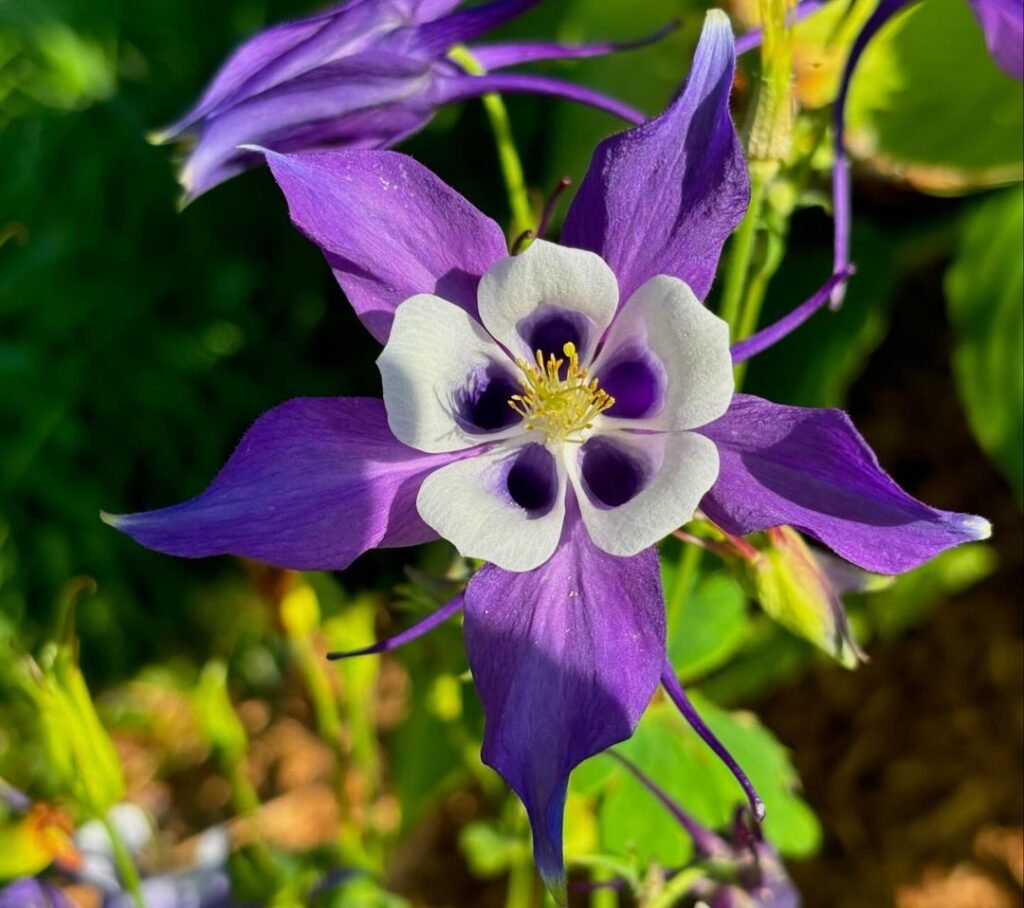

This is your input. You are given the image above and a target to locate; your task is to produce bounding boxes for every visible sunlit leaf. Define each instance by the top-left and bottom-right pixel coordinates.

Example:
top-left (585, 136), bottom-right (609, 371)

top-left (576, 695), bottom-right (821, 868)
top-left (847, 0), bottom-right (1024, 193)
top-left (946, 186), bottom-right (1024, 499)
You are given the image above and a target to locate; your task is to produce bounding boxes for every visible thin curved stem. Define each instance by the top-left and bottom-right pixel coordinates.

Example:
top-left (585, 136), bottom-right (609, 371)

top-left (327, 595), bottom-right (464, 660)
top-left (448, 47), bottom-right (533, 235)
top-left (730, 267), bottom-right (854, 363)
top-left (661, 664), bottom-right (765, 822)
top-left (102, 814), bottom-right (147, 908)
top-left (440, 72), bottom-right (647, 127)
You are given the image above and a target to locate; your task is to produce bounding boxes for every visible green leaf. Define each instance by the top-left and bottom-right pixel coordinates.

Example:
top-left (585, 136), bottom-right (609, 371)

top-left (316, 874), bottom-right (409, 908)
top-left (192, 660), bottom-right (248, 767)
top-left (665, 569), bottom-right (749, 682)
top-left (946, 186), bottom-right (1024, 499)
top-left (847, 0), bottom-right (1024, 192)
top-left (577, 696), bottom-right (820, 869)
top-left (458, 821), bottom-right (528, 878)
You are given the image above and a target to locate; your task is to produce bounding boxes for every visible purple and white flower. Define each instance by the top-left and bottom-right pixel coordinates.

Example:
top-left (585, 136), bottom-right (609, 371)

top-left (107, 11), bottom-right (989, 898)
top-left (154, 0), bottom-right (655, 201)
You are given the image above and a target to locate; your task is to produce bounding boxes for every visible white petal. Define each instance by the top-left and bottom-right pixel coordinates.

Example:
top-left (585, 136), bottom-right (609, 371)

top-left (569, 430), bottom-right (720, 557)
top-left (477, 239), bottom-right (619, 363)
top-left (417, 442), bottom-right (567, 571)
top-left (591, 275), bottom-right (733, 431)
top-left (377, 294), bottom-right (520, 453)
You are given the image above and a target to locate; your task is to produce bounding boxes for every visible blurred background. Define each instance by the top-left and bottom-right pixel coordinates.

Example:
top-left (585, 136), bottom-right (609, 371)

top-left (0, 0), bottom-right (1021, 905)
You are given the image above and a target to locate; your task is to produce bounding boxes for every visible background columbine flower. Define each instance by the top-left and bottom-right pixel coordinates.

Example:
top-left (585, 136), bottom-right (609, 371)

top-left (153, 0), bottom-right (653, 200)
top-left (105, 11), bottom-right (990, 899)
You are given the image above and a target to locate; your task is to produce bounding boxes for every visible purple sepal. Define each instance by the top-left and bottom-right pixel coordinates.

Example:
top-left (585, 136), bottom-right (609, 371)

top-left (327, 595), bottom-right (464, 659)
top-left (730, 268), bottom-right (854, 363)
top-left (412, 0), bottom-right (542, 55)
top-left (104, 398), bottom-right (467, 571)
top-left (698, 395), bottom-right (992, 574)
top-left (262, 148), bottom-right (509, 344)
top-left (661, 665), bottom-right (765, 821)
top-left (157, 0), bottom-right (391, 138)
top-left (464, 497), bottom-right (665, 898)
top-left (967, 0), bottom-right (1024, 80)
top-left (179, 53), bottom-right (440, 200)
top-left (560, 11), bottom-right (749, 303)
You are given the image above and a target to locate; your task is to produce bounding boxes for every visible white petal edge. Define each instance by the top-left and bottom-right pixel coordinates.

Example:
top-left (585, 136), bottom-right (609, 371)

top-left (569, 430), bottom-right (720, 557)
top-left (417, 442), bottom-right (567, 571)
top-left (591, 275), bottom-right (734, 432)
top-left (477, 239), bottom-right (619, 363)
top-left (377, 294), bottom-right (520, 453)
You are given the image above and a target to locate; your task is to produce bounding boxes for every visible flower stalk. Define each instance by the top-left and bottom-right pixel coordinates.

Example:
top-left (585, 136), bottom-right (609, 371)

top-left (721, 0), bottom-right (798, 385)
top-left (101, 814), bottom-right (147, 908)
top-left (449, 45), bottom-right (534, 238)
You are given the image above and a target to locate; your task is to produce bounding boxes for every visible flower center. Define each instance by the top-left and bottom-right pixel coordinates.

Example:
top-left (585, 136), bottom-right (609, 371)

top-left (508, 342), bottom-right (615, 444)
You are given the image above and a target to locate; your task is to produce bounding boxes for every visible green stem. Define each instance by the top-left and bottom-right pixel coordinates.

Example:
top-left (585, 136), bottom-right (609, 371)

top-left (449, 46), bottom-right (534, 236)
top-left (505, 856), bottom-right (535, 908)
top-left (733, 221), bottom-right (786, 389)
top-left (718, 172), bottom-right (767, 332)
top-left (591, 867), bottom-right (619, 908)
top-left (102, 814), bottom-right (147, 908)
top-left (296, 643), bottom-right (344, 751)
top-left (665, 542), bottom-right (703, 632)
top-left (643, 867), bottom-right (706, 908)
top-left (225, 763), bottom-right (283, 887)
top-left (228, 760), bottom-right (261, 817)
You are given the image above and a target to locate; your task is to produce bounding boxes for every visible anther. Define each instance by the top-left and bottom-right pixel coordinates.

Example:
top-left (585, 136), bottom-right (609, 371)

top-left (507, 341), bottom-right (615, 444)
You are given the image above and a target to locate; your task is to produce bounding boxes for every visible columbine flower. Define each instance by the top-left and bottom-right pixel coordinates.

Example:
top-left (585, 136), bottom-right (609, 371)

top-left (829, 0), bottom-right (1023, 302)
top-left (107, 12), bottom-right (989, 898)
top-left (153, 0), bottom-right (656, 201)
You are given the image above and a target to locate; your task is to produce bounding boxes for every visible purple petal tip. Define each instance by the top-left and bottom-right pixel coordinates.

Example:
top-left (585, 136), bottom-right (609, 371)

top-left (99, 510), bottom-right (123, 528)
top-left (964, 516), bottom-right (993, 541)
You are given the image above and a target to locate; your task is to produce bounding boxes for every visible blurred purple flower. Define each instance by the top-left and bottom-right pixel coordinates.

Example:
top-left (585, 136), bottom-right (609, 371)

top-left (76, 808), bottom-right (237, 908)
top-left (0, 880), bottom-right (71, 908)
top-left (107, 11), bottom-right (988, 899)
top-left (154, 0), bottom-right (656, 201)
top-left (830, 0), bottom-right (1023, 304)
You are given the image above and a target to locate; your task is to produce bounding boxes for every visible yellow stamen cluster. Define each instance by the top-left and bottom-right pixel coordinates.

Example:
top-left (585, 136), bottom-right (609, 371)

top-left (509, 342), bottom-right (614, 443)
